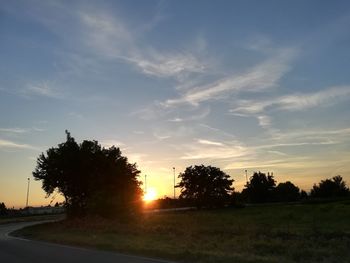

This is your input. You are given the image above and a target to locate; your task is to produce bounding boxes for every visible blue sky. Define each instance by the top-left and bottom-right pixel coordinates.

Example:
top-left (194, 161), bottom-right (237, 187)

top-left (1, 0), bottom-right (350, 207)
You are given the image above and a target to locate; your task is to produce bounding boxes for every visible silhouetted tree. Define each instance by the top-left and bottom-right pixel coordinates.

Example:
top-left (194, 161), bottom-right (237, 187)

top-left (33, 131), bottom-right (143, 218)
top-left (176, 165), bottom-right (234, 208)
top-left (300, 190), bottom-right (308, 200)
top-left (310, 175), bottom-right (349, 198)
top-left (0, 202), bottom-right (7, 216)
top-left (243, 172), bottom-right (276, 203)
top-left (275, 181), bottom-right (300, 202)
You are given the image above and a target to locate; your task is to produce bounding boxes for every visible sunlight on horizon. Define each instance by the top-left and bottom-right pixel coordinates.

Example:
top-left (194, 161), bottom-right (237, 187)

top-left (1, 0), bottom-right (350, 209)
top-left (143, 188), bottom-right (157, 202)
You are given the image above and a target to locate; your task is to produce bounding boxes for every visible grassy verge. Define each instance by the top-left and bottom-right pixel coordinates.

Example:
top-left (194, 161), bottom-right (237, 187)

top-left (0, 214), bottom-right (65, 225)
top-left (13, 201), bottom-right (350, 263)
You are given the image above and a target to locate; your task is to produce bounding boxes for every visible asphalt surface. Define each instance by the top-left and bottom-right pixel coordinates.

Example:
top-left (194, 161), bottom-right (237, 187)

top-left (0, 221), bottom-right (174, 263)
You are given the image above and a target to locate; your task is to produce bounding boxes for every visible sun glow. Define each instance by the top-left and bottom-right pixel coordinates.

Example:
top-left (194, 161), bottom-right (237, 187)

top-left (143, 188), bottom-right (157, 202)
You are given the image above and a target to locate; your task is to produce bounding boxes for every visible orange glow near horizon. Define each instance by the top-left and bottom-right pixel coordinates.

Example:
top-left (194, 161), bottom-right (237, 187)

top-left (143, 187), bottom-right (157, 202)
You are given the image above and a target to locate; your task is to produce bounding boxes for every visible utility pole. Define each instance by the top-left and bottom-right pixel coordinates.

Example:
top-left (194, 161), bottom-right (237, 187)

top-left (245, 169), bottom-right (248, 183)
top-left (26, 177), bottom-right (30, 207)
top-left (173, 167), bottom-right (176, 199)
top-left (144, 174), bottom-right (147, 193)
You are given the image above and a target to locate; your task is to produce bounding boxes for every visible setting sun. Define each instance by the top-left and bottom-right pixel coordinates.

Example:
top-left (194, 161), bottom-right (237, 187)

top-left (143, 188), bottom-right (157, 202)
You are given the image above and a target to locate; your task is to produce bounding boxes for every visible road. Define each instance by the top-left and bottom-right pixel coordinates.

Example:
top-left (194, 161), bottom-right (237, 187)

top-left (0, 221), bottom-right (174, 263)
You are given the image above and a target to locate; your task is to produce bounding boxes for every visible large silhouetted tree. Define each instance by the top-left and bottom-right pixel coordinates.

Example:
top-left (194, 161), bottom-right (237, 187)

top-left (0, 202), bottom-right (7, 216)
top-left (33, 131), bottom-right (143, 218)
top-left (310, 175), bottom-right (349, 198)
top-left (176, 165), bottom-right (234, 208)
top-left (275, 181), bottom-right (300, 202)
top-left (243, 172), bottom-right (276, 203)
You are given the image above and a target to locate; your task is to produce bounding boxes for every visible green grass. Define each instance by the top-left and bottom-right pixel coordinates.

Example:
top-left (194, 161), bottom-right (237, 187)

top-left (13, 201), bottom-right (350, 263)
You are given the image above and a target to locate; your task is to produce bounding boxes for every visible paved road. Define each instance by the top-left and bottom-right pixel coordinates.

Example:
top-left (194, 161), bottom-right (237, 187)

top-left (0, 221), bottom-right (174, 263)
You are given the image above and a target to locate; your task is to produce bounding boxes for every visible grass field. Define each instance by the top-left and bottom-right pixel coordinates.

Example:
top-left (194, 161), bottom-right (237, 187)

top-left (13, 201), bottom-right (350, 263)
top-left (0, 214), bottom-right (64, 225)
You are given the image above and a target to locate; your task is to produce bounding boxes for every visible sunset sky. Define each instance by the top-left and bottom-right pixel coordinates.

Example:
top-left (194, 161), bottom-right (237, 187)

top-left (1, 0), bottom-right (350, 208)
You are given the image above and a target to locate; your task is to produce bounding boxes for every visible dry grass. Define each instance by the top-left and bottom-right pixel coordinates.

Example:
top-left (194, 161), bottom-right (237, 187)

top-left (14, 200), bottom-right (350, 262)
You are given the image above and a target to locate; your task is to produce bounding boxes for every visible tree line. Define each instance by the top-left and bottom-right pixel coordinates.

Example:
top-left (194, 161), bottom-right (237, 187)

top-left (239, 172), bottom-right (349, 203)
top-left (0, 202), bottom-right (6, 216)
top-left (4, 131), bottom-right (346, 219)
top-left (175, 166), bottom-right (349, 209)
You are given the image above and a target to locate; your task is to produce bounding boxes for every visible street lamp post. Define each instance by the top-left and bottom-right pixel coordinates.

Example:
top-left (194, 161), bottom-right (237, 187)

top-left (173, 167), bottom-right (175, 199)
top-left (144, 174), bottom-right (147, 193)
top-left (245, 170), bottom-right (248, 183)
top-left (26, 177), bottom-right (30, 207)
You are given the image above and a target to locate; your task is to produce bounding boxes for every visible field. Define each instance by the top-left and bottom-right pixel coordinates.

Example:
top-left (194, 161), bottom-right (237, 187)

top-left (13, 201), bottom-right (350, 263)
top-left (0, 214), bottom-right (64, 225)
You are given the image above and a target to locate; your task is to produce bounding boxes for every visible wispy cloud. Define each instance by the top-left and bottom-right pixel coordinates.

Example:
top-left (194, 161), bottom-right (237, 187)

top-left (180, 134), bottom-right (338, 161)
top-left (126, 152), bottom-right (148, 164)
top-left (133, 130), bottom-right (145, 135)
top-left (12, 4), bottom-right (207, 82)
top-left (257, 115), bottom-right (271, 129)
top-left (180, 139), bottom-right (250, 160)
top-left (79, 11), bottom-right (206, 79)
top-left (22, 82), bottom-right (62, 98)
top-left (163, 48), bottom-right (295, 107)
top-left (152, 125), bottom-right (195, 142)
top-left (0, 128), bottom-right (28, 133)
top-left (168, 118), bottom-right (183, 123)
top-left (224, 155), bottom-right (349, 172)
top-left (267, 150), bottom-right (288, 156)
top-left (79, 11), bottom-right (133, 58)
top-left (100, 139), bottom-right (124, 148)
top-left (68, 112), bottom-right (84, 119)
top-left (257, 141), bottom-right (338, 149)
top-left (167, 107), bottom-right (210, 122)
top-left (224, 156), bottom-right (311, 170)
top-left (0, 139), bottom-right (35, 150)
top-left (197, 139), bottom-right (224, 146)
top-left (153, 133), bottom-right (171, 141)
top-left (0, 127), bottom-right (46, 134)
top-left (130, 103), bottom-right (166, 120)
top-left (270, 127), bottom-right (350, 143)
top-left (198, 124), bottom-right (237, 140)
top-left (180, 145), bottom-right (249, 160)
top-left (231, 85), bottom-right (350, 115)
top-left (128, 51), bottom-right (206, 78)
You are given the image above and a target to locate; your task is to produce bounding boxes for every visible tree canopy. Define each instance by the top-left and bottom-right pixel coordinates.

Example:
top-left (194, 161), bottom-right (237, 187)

top-left (243, 172), bottom-right (276, 203)
top-left (176, 165), bottom-right (234, 208)
top-left (275, 181), bottom-right (300, 202)
top-left (310, 175), bottom-right (349, 198)
top-left (33, 131), bottom-right (143, 218)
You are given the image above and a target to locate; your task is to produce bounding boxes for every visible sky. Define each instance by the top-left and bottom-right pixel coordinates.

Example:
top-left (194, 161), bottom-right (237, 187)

top-left (1, 0), bottom-right (350, 208)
